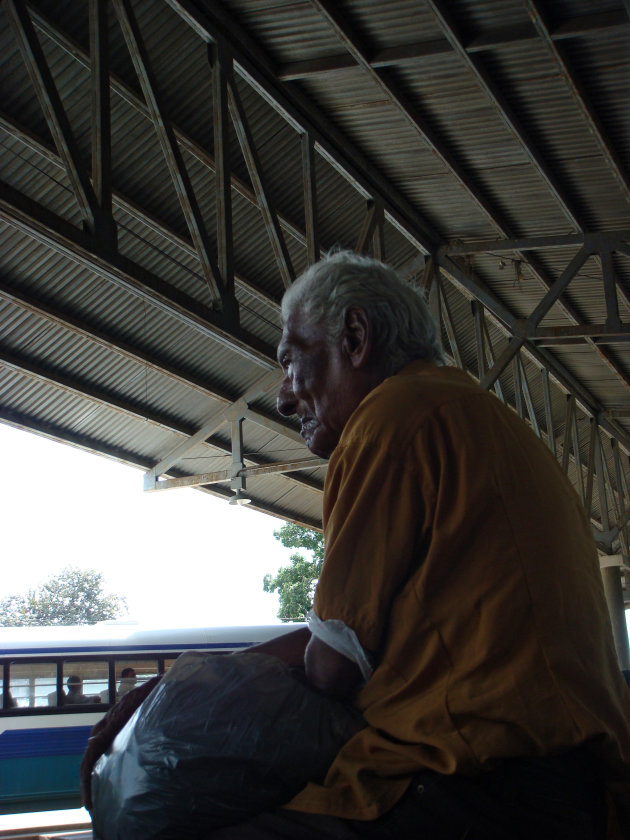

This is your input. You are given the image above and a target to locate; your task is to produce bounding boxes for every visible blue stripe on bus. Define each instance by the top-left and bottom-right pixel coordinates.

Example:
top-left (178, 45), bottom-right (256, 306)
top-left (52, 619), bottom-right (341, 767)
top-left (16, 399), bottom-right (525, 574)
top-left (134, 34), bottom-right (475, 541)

top-left (0, 727), bottom-right (91, 759)
top-left (0, 641), bottom-right (252, 656)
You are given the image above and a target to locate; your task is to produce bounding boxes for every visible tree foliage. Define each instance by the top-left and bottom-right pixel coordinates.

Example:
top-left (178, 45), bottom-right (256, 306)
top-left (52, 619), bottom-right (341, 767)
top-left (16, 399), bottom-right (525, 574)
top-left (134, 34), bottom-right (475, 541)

top-left (263, 523), bottom-right (324, 622)
top-left (0, 566), bottom-right (127, 627)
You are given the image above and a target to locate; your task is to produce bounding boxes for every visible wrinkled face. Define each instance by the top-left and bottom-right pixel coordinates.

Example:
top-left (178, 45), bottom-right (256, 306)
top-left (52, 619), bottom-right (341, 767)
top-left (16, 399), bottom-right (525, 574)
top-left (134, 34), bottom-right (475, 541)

top-left (277, 310), bottom-right (360, 458)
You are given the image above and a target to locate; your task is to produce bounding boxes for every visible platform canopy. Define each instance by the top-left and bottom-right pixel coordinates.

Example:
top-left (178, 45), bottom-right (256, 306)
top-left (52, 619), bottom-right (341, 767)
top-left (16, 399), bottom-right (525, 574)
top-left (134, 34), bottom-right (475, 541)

top-left (0, 0), bottom-right (629, 599)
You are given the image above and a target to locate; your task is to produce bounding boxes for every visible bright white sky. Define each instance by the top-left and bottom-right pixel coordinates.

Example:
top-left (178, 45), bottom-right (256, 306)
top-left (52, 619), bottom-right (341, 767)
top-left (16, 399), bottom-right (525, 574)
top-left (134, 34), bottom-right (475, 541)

top-left (0, 422), bottom-right (302, 628)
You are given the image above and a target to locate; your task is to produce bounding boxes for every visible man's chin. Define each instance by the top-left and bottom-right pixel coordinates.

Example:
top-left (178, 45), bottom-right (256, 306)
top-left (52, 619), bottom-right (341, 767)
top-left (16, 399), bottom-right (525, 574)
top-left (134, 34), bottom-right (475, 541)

top-left (304, 432), bottom-right (335, 460)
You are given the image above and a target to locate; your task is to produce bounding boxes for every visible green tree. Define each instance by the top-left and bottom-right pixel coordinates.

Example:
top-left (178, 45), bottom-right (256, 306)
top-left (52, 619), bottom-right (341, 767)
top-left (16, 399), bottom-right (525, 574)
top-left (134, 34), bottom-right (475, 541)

top-left (0, 566), bottom-right (127, 627)
top-left (263, 523), bottom-right (324, 622)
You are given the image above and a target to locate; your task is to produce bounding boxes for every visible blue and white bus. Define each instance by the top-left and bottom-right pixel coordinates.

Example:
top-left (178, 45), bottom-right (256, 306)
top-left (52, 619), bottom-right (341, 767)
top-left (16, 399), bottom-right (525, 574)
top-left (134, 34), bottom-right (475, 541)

top-left (0, 622), bottom-right (302, 814)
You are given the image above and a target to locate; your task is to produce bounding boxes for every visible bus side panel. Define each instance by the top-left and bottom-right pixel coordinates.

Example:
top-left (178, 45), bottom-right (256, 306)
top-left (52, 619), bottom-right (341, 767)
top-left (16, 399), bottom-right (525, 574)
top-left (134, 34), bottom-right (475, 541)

top-left (0, 725), bottom-right (91, 814)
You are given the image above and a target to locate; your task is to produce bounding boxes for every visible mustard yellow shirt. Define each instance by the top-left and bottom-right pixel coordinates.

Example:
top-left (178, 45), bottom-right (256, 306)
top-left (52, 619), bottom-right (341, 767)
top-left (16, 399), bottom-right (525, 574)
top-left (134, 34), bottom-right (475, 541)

top-left (288, 362), bottom-right (630, 829)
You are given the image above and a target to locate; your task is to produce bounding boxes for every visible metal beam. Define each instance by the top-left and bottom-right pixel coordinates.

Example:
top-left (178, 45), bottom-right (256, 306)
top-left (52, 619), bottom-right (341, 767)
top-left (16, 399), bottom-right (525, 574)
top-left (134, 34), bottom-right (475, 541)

top-left (0, 344), bottom-right (199, 438)
top-left (480, 336), bottom-right (524, 391)
top-left (595, 428), bottom-right (611, 533)
top-left (0, 276), bottom-right (302, 445)
top-left (278, 12), bottom-right (630, 79)
top-left (200, 432), bottom-right (324, 497)
top-left (612, 440), bottom-right (630, 552)
top-left (24, 1), bottom-right (629, 408)
top-left (519, 358), bottom-right (540, 437)
top-left (26, 4), bottom-right (316, 256)
top-left (541, 368), bottom-right (556, 456)
top-left (164, 0), bottom-right (441, 252)
top-left (306, 0), bottom-right (630, 394)
top-left (144, 370), bottom-right (280, 481)
top-left (373, 201), bottom-right (385, 261)
top-left (425, 0), bottom-right (583, 230)
top-left (527, 247), bottom-right (590, 328)
top-left (242, 407), bottom-right (301, 445)
top-left (441, 231), bottom-right (630, 256)
top-left (571, 404), bottom-right (585, 502)
top-left (226, 76), bottom-right (295, 288)
top-left (530, 324), bottom-right (630, 344)
top-left (0, 180), bottom-right (277, 368)
top-left (210, 41), bottom-right (236, 321)
top-left (480, 312), bottom-right (504, 403)
top-left (601, 249), bottom-right (621, 330)
top-left (472, 300), bottom-right (485, 379)
top-left (0, 406), bottom-right (322, 528)
top-left (0, 405), bottom-right (156, 469)
top-left (308, 0), bottom-right (510, 235)
top-left (449, 239), bottom-right (630, 394)
top-left (304, 0), bottom-right (630, 389)
top-left (0, 111), bottom-right (280, 314)
top-left (561, 395), bottom-right (576, 475)
top-left (112, 0), bottom-right (224, 300)
top-left (230, 417), bottom-right (246, 494)
top-left (585, 419), bottom-right (597, 518)
top-left (89, 0), bottom-right (114, 243)
top-left (524, 0), bottom-right (630, 204)
top-left (513, 354), bottom-right (524, 419)
top-left (438, 277), bottom-right (463, 369)
top-left (6, 0), bottom-right (99, 231)
top-left (301, 132), bottom-right (319, 266)
top-left (149, 457), bottom-right (327, 492)
top-left (12, 0), bottom-right (630, 466)
top-left (355, 201), bottom-right (378, 254)
top-left (476, 241), bottom-right (589, 393)
top-left (438, 245), bottom-right (630, 451)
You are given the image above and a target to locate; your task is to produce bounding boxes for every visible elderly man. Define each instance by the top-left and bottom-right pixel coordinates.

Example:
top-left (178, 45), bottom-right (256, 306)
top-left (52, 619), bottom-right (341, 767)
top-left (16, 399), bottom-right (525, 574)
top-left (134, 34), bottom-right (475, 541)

top-left (83, 251), bottom-right (630, 838)
top-left (216, 251), bottom-right (630, 838)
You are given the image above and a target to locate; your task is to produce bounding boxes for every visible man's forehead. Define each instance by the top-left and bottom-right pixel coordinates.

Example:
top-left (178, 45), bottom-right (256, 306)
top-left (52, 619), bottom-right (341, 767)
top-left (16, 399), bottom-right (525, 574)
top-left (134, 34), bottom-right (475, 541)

top-left (277, 310), bottom-right (313, 357)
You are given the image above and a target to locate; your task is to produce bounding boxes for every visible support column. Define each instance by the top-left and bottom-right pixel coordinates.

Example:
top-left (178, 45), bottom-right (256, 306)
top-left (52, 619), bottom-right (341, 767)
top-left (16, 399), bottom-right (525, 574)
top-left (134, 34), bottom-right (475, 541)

top-left (600, 556), bottom-right (630, 670)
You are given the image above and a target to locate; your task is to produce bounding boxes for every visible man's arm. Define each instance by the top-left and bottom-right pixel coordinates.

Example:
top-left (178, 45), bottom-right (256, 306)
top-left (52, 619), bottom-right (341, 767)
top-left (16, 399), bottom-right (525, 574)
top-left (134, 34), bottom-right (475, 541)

top-left (305, 634), bottom-right (363, 699)
top-left (245, 626), bottom-right (311, 667)
top-left (249, 626), bottom-right (362, 699)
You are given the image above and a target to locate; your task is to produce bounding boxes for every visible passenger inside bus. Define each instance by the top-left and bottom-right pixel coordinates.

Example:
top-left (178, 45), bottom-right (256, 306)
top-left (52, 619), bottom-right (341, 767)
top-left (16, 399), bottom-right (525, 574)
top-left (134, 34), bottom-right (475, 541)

top-left (65, 675), bottom-right (100, 705)
top-left (117, 668), bottom-right (137, 698)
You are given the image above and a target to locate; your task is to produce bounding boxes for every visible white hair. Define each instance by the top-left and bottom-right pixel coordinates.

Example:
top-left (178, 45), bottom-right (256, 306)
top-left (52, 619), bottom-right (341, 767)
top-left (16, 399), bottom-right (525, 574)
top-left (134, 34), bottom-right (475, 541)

top-left (281, 251), bottom-right (445, 374)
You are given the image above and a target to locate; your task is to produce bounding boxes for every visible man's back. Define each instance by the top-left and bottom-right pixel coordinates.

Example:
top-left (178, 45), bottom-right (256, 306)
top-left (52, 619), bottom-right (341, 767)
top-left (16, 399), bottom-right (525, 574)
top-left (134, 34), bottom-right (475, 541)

top-left (291, 362), bottom-right (630, 825)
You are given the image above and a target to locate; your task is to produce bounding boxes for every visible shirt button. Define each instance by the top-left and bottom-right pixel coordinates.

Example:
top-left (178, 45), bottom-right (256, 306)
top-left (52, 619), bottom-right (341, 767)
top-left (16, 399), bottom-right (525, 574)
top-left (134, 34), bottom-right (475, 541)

top-left (416, 784), bottom-right (425, 795)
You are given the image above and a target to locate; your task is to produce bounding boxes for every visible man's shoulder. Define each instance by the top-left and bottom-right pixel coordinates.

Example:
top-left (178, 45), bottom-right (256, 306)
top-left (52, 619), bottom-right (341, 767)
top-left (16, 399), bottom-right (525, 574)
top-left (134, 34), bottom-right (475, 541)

top-left (340, 362), bottom-right (486, 449)
top-left (361, 362), bottom-right (481, 420)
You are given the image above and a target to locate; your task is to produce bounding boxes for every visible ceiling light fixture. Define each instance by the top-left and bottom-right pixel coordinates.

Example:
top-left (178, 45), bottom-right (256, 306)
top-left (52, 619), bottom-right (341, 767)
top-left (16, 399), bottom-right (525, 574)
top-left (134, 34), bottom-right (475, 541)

top-left (229, 489), bottom-right (251, 506)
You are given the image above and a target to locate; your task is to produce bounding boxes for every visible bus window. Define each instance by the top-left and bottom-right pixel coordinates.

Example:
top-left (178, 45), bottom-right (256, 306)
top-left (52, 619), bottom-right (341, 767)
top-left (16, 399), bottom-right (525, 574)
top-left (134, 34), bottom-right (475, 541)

top-left (62, 661), bottom-right (108, 706)
top-left (113, 659), bottom-right (159, 701)
top-left (10, 662), bottom-right (57, 708)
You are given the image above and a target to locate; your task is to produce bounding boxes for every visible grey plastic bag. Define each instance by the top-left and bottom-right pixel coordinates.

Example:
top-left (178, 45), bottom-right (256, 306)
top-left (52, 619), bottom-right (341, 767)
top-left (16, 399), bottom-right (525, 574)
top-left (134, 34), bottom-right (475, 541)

top-left (90, 651), bottom-right (365, 839)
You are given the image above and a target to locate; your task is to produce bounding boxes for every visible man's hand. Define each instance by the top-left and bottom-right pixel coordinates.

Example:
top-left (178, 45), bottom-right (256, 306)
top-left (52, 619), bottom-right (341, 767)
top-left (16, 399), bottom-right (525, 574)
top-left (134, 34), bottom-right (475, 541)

top-left (80, 675), bottom-right (161, 810)
top-left (304, 635), bottom-right (363, 699)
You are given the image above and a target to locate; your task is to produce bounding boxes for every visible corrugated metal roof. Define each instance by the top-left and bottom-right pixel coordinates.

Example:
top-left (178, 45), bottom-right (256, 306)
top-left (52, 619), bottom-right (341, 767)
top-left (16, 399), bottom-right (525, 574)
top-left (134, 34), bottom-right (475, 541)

top-left (0, 0), bottom-right (629, 568)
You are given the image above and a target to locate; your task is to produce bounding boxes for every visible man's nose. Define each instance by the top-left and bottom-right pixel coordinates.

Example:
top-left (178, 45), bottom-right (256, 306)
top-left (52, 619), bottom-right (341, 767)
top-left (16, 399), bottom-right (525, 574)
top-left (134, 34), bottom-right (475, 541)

top-left (277, 379), bottom-right (297, 417)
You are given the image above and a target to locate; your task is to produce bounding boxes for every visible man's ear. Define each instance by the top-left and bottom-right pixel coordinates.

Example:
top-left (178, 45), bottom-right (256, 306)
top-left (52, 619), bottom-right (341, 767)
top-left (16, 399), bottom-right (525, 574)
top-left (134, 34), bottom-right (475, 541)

top-left (342, 307), bottom-right (372, 369)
